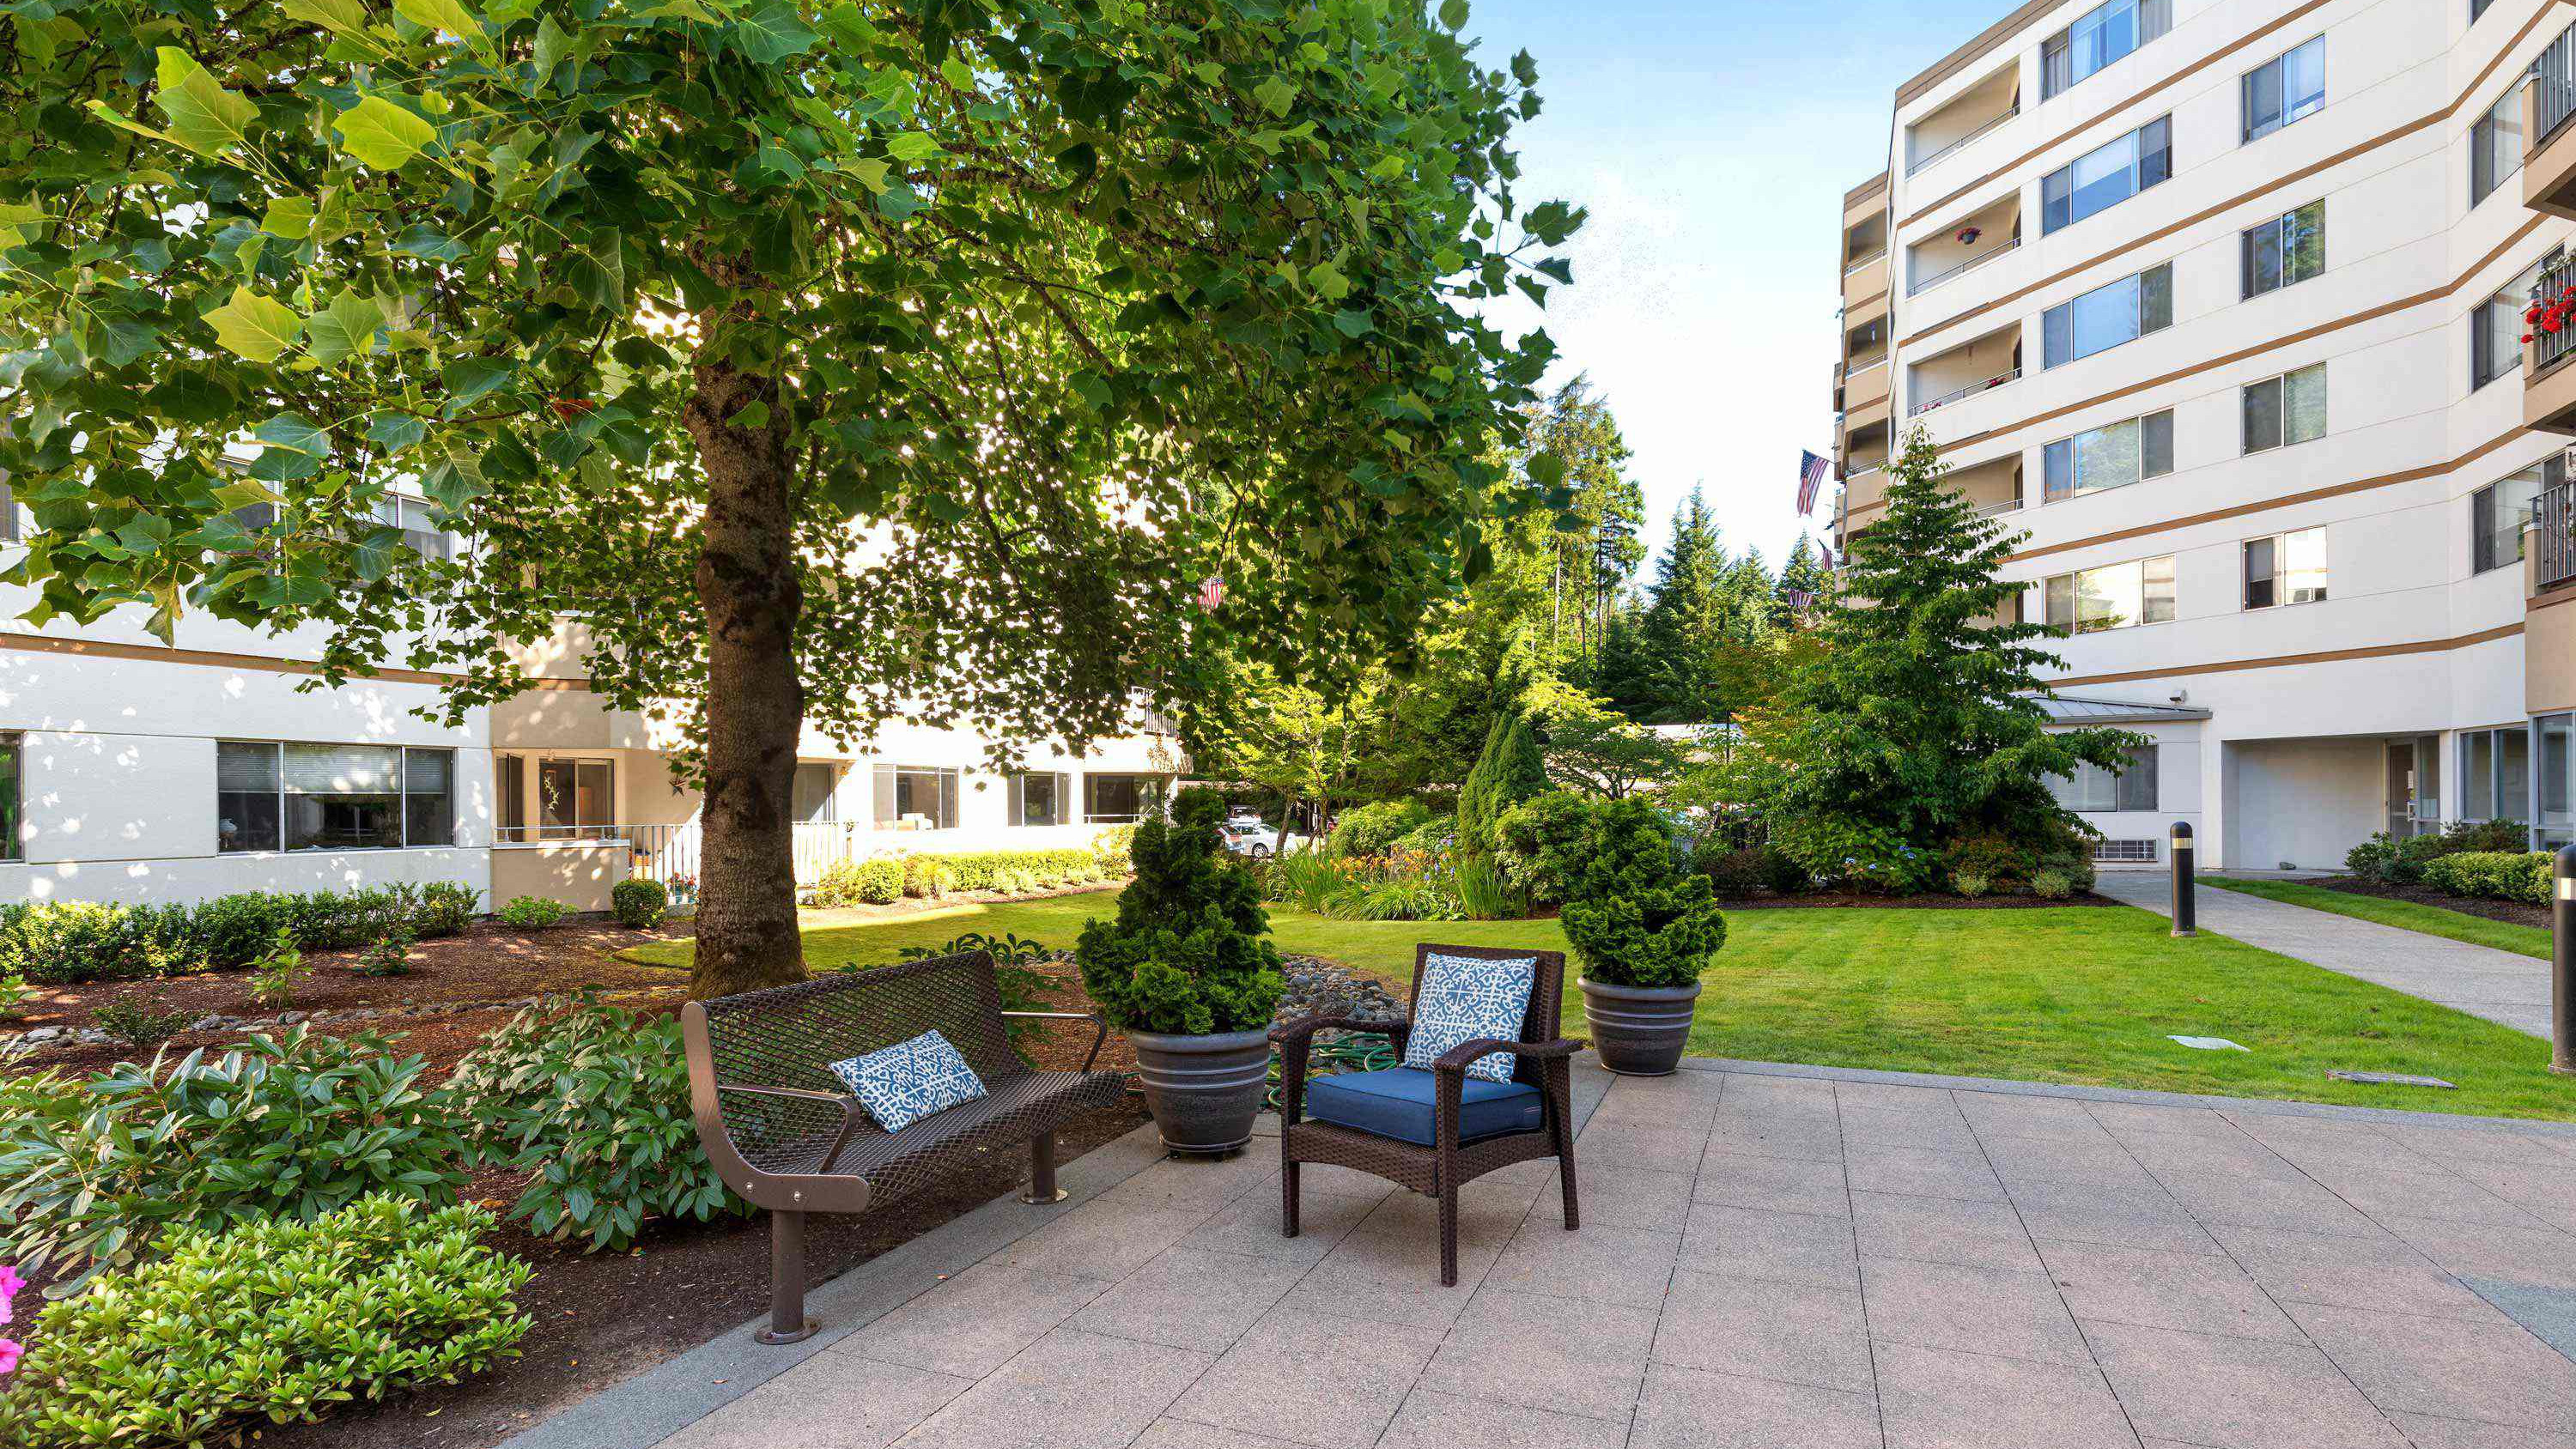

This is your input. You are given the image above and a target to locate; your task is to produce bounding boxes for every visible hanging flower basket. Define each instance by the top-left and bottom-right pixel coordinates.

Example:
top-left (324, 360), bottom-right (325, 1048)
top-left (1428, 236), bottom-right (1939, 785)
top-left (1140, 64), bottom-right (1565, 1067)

top-left (1955, 225), bottom-right (1981, 246)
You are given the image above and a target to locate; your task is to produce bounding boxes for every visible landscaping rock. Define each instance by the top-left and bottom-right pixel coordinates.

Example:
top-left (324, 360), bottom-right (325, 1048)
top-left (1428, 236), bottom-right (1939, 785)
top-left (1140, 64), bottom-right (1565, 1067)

top-left (1273, 956), bottom-right (1405, 1025)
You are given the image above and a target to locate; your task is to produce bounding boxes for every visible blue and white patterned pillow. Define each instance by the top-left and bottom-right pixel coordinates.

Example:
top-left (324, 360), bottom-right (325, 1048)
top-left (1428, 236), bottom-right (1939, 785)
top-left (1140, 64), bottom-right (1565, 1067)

top-left (828, 1029), bottom-right (989, 1132)
top-left (1401, 953), bottom-right (1537, 1083)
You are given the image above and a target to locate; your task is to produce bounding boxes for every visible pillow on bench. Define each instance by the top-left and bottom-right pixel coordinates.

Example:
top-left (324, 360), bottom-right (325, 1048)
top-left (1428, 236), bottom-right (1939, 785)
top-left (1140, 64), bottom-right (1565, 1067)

top-left (829, 1029), bottom-right (989, 1132)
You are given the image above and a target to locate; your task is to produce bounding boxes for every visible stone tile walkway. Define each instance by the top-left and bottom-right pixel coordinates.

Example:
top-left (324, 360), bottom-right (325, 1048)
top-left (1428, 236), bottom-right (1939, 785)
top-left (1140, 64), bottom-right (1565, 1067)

top-left (506, 1061), bottom-right (2576, 1449)
top-left (2094, 873), bottom-right (2557, 1037)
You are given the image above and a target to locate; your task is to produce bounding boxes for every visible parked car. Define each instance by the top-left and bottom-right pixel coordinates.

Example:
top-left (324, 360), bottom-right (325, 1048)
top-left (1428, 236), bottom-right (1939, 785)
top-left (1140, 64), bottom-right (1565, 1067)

top-left (1219, 818), bottom-right (1284, 858)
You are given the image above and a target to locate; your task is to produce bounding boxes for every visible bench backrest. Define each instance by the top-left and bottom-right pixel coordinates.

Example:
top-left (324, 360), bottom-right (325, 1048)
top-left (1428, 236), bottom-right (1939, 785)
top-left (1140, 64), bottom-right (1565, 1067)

top-left (692, 950), bottom-right (1025, 1102)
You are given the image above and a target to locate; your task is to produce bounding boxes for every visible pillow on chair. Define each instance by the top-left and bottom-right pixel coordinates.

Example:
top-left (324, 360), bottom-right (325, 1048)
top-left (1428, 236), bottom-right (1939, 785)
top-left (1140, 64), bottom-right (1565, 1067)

top-left (829, 1029), bottom-right (989, 1132)
top-left (1400, 952), bottom-right (1538, 1083)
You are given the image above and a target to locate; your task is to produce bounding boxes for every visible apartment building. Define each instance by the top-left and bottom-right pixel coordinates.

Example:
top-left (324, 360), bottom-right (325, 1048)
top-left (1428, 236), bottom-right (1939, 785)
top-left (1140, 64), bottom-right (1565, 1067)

top-left (1830, 0), bottom-right (2576, 870)
top-left (0, 514), bottom-right (1179, 911)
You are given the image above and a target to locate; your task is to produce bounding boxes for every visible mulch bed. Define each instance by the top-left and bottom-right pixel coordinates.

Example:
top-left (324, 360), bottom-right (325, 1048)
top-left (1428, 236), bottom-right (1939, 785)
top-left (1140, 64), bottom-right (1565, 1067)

top-left (1710, 888), bottom-right (2122, 910)
top-left (2301, 875), bottom-right (2550, 930)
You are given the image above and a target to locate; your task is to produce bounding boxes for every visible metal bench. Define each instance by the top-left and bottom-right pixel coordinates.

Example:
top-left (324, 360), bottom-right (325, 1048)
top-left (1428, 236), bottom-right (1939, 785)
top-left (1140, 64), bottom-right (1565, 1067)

top-left (679, 950), bottom-right (1124, 1343)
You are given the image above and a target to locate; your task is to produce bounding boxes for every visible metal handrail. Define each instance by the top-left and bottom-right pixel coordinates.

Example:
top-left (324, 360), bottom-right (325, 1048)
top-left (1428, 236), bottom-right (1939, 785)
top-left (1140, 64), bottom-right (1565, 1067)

top-left (1969, 496), bottom-right (2023, 518)
top-left (2537, 258), bottom-right (2576, 373)
top-left (2538, 476), bottom-right (2576, 590)
top-left (1909, 367), bottom-right (2020, 417)
top-left (1845, 248), bottom-right (1887, 275)
top-left (1908, 236), bottom-right (2022, 297)
top-left (1907, 105), bottom-right (2020, 176)
top-left (2538, 22), bottom-right (2576, 149)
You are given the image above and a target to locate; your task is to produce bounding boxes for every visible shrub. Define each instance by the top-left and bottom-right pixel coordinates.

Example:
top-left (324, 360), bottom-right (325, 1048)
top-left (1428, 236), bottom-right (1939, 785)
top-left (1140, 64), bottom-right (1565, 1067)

top-left (2344, 833), bottom-right (2398, 882)
top-left (1391, 816), bottom-right (1459, 857)
top-left (0, 971), bottom-right (28, 1021)
top-left (0, 900), bottom-right (188, 985)
top-left (92, 999), bottom-right (197, 1049)
top-left (1941, 833), bottom-right (2026, 888)
top-left (611, 877), bottom-right (671, 929)
top-left (191, 892), bottom-right (286, 969)
top-left (355, 925), bottom-right (416, 977)
top-left (1560, 875), bottom-right (1728, 989)
top-left (1491, 791), bottom-right (1598, 903)
top-left (1702, 846), bottom-right (1774, 900)
top-left (410, 881), bottom-right (481, 938)
top-left (1451, 853), bottom-right (1517, 920)
top-left (497, 894), bottom-right (570, 929)
top-left (1954, 871), bottom-right (1991, 899)
top-left (0, 1196), bottom-right (531, 1449)
top-left (0, 1028), bottom-right (470, 1289)
top-left (2029, 869), bottom-right (2075, 900)
top-left (1494, 792), bottom-right (1678, 906)
top-left (1258, 847), bottom-right (1352, 914)
top-left (449, 1000), bottom-right (747, 1249)
top-left (2421, 850), bottom-right (2550, 906)
top-left (276, 886), bottom-right (413, 951)
top-left (1092, 822), bottom-right (1140, 873)
top-left (902, 855), bottom-right (952, 899)
top-left (248, 926), bottom-right (309, 1008)
top-left (813, 857), bottom-right (905, 906)
top-left (1331, 800), bottom-right (1434, 858)
top-left (892, 931), bottom-right (1051, 1011)
top-left (1458, 707), bottom-right (1548, 857)
top-left (1077, 790), bottom-right (1285, 1035)
top-left (933, 848), bottom-right (1100, 891)
top-left (1767, 815), bottom-right (1938, 894)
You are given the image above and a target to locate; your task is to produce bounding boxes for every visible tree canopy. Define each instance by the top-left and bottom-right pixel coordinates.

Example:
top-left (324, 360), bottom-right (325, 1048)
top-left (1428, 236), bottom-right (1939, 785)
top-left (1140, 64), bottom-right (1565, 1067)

top-left (1, 0), bottom-right (1579, 992)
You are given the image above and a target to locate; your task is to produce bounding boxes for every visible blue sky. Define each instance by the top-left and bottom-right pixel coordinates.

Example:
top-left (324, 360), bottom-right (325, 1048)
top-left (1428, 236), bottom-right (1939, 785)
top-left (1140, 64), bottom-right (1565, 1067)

top-left (1466, 0), bottom-right (2009, 578)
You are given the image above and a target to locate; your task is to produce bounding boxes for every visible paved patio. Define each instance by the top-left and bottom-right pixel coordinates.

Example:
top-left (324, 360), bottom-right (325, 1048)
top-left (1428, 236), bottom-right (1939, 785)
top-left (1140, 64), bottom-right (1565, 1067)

top-left (2096, 873), bottom-right (2558, 1037)
top-left (505, 1058), bottom-right (2576, 1449)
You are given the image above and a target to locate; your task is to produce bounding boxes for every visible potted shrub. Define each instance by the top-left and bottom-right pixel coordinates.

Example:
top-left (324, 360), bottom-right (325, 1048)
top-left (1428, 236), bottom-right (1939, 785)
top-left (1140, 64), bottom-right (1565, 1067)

top-left (1077, 790), bottom-right (1285, 1153)
top-left (1561, 875), bottom-right (1726, 1076)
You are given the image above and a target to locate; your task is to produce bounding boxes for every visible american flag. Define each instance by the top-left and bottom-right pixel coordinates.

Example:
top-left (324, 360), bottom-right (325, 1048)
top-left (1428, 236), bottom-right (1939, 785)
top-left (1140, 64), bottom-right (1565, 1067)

top-left (1796, 451), bottom-right (1831, 514)
top-left (1781, 589), bottom-right (1817, 609)
top-left (1197, 575), bottom-right (1225, 610)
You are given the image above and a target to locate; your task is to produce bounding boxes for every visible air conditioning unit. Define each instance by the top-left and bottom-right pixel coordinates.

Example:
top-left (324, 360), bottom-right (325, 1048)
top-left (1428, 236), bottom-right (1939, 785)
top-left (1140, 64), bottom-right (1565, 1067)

top-left (2093, 839), bottom-right (2159, 864)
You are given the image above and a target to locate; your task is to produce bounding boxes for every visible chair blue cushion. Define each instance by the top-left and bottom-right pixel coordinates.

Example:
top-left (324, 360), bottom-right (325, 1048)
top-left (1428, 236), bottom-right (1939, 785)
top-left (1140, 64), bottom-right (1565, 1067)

top-left (828, 1029), bottom-right (989, 1132)
top-left (1304, 1067), bottom-right (1544, 1147)
top-left (1400, 952), bottom-right (1537, 1082)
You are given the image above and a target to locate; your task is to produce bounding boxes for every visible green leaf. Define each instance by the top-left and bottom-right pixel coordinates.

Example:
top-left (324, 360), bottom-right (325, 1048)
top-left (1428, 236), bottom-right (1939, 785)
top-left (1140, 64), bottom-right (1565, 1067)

top-left (728, 399), bottom-right (769, 430)
top-left (1331, 307), bottom-right (1375, 338)
top-left (153, 49), bottom-right (259, 159)
top-left (567, 236), bottom-right (624, 312)
top-left (1252, 76), bottom-right (1297, 118)
top-left (306, 289), bottom-right (386, 367)
top-left (260, 197), bottom-right (316, 239)
top-left (884, 131), bottom-right (940, 163)
top-left (203, 286), bottom-right (303, 363)
top-left (251, 413), bottom-right (331, 482)
top-left (335, 96), bottom-right (437, 172)
top-left (531, 15), bottom-right (576, 88)
top-left (395, 0), bottom-right (488, 45)
top-left (441, 355), bottom-right (514, 410)
top-left (0, 202), bottom-right (46, 248)
top-left (281, 0), bottom-right (369, 33)
top-left (367, 414), bottom-right (428, 454)
top-left (1306, 260), bottom-right (1349, 301)
top-left (1438, 0), bottom-right (1469, 29)
top-left (735, 1), bottom-right (817, 64)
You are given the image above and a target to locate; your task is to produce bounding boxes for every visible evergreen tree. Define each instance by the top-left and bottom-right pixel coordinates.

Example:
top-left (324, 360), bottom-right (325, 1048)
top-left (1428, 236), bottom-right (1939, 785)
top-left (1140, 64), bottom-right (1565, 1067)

top-left (1772, 533), bottom-right (1831, 628)
top-left (1078, 791), bottom-right (1285, 1035)
top-left (1458, 704), bottom-right (1549, 856)
top-left (1729, 428), bottom-right (2142, 889)
top-left (1625, 488), bottom-right (1776, 724)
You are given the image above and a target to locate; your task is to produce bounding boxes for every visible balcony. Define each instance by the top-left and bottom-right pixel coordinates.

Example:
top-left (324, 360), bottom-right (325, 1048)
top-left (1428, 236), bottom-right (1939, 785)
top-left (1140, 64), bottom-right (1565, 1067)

top-left (1843, 356), bottom-right (1890, 418)
top-left (2526, 258), bottom-right (2576, 433)
top-left (1950, 456), bottom-right (2023, 519)
top-left (2539, 476), bottom-right (2576, 591)
top-left (1907, 324), bottom-right (2021, 420)
top-left (1905, 65), bottom-right (2020, 179)
top-left (1907, 193), bottom-right (2021, 299)
top-left (2530, 24), bottom-right (2576, 219)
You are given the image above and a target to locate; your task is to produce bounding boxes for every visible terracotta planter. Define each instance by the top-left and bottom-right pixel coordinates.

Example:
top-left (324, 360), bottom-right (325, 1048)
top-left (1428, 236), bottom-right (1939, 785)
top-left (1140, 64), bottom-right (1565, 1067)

top-left (1578, 978), bottom-right (1702, 1076)
top-left (1125, 1028), bottom-right (1272, 1154)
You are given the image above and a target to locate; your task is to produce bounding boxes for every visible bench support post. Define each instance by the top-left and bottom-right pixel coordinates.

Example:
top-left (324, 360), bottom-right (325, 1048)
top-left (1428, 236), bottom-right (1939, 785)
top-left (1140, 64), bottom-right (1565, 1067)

top-left (754, 1210), bottom-right (819, 1345)
top-left (1022, 1130), bottom-right (1067, 1204)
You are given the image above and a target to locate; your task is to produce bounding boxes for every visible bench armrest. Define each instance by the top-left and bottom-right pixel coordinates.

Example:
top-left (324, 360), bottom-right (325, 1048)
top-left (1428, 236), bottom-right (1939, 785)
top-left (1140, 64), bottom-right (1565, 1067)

top-left (716, 1082), bottom-right (872, 1174)
top-left (1002, 1009), bottom-right (1110, 1072)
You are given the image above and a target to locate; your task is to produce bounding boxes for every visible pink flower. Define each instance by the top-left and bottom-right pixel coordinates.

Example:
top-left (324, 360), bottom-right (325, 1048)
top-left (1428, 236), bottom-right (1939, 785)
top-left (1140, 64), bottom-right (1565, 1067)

top-left (0, 1264), bottom-right (21, 1325)
top-left (0, 1338), bottom-right (20, 1376)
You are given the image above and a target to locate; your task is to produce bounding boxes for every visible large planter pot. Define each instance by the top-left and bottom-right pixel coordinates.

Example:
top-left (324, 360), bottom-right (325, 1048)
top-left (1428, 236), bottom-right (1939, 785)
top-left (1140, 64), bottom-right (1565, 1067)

top-left (1579, 978), bottom-right (1702, 1076)
top-left (1125, 1027), bottom-right (1272, 1154)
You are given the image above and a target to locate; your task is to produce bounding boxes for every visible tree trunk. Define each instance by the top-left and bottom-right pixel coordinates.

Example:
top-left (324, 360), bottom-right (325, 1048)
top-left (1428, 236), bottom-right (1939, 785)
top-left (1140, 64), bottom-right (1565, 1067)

top-left (683, 360), bottom-right (807, 1000)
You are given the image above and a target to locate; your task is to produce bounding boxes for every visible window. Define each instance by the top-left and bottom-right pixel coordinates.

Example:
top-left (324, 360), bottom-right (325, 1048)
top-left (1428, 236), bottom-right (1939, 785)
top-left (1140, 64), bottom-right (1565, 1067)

top-left (793, 762), bottom-right (838, 824)
top-left (2041, 118), bottom-right (2172, 233)
top-left (538, 757), bottom-right (616, 840)
top-left (2043, 555), bottom-right (2176, 633)
top-left (2473, 251), bottom-right (2556, 390)
top-left (2241, 363), bottom-right (2327, 452)
top-left (2241, 201), bottom-right (2324, 298)
top-left (496, 754), bottom-right (527, 840)
top-left (2243, 527), bottom-right (2328, 609)
top-left (2472, 82), bottom-right (2525, 207)
top-left (2242, 37), bottom-right (2325, 142)
top-left (2043, 410), bottom-right (2174, 501)
top-left (2044, 264), bottom-right (2172, 367)
top-left (1010, 771), bottom-right (1072, 827)
top-left (2474, 455), bottom-right (2560, 574)
top-left (1083, 773), bottom-right (1159, 824)
top-left (0, 734), bottom-right (18, 862)
top-left (370, 494), bottom-right (450, 559)
top-left (2042, 0), bottom-right (2171, 100)
top-left (216, 742), bottom-right (453, 852)
top-left (0, 482), bottom-right (16, 544)
top-left (2460, 725), bottom-right (2531, 823)
top-left (2542, 714), bottom-right (2573, 846)
top-left (2051, 744), bottom-right (2160, 811)
top-left (873, 764), bottom-right (959, 830)
top-left (2472, 0), bottom-right (2495, 21)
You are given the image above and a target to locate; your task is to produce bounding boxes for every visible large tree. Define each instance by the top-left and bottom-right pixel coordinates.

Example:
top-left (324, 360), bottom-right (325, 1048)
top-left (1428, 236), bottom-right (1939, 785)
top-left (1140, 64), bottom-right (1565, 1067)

top-left (1625, 486), bottom-right (1772, 724)
top-left (1722, 427), bottom-right (2138, 888)
top-left (0, 0), bottom-right (1577, 995)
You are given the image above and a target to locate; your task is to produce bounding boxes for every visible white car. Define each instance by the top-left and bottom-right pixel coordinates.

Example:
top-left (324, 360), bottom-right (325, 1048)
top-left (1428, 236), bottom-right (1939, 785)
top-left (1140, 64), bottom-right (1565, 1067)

top-left (1219, 818), bottom-right (1284, 858)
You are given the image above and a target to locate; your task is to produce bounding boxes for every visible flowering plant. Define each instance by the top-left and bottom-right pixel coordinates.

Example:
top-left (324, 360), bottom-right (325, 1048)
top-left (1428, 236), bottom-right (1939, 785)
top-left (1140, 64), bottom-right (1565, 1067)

top-left (1, 1261), bottom-right (21, 1377)
top-left (2522, 281), bottom-right (2576, 344)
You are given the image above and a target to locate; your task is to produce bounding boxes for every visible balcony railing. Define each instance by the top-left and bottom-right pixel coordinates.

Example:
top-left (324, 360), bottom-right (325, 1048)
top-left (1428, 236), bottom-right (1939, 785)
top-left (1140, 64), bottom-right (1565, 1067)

top-left (2538, 476), bottom-right (2576, 590)
top-left (1969, 496), bottom-right (2023, 519)
top-left (1910, 368), bottom-right (2020, 417)
top-left (2540, 258), bottom-right (2576, 373)
top-left (2539, 24), bottom-right (2576, 150)
top-left (1908, 236), bottom-right (2021, 297)
top-left (1906, 106), bottom-right (2020, 176)
top-left (1844, 248), bottom-right (1886, 275)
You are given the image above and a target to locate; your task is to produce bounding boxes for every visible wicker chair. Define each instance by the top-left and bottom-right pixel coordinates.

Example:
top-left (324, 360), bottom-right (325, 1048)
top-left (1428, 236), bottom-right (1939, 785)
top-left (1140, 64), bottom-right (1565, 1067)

top-left (1272, 943), bottom-right (1583, 1286)
top-left (679, 951), bottom-right (1124, 1343)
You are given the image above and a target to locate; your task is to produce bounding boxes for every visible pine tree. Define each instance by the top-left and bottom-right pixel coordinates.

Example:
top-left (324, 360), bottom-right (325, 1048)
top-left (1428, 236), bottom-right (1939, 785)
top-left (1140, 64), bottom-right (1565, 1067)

top-left (1733, 427), bottom-right (2142, 888)
top-left (1772, 532), bottom-right (1829, 628)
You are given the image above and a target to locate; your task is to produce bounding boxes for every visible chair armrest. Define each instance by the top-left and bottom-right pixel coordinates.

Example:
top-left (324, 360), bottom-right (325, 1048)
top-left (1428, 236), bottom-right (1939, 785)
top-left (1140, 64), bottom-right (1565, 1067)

top-left (1003, 1009), bottom-right (1110, 1072)
top-left (714, 1083), bottom-right (873, 1174)
top-left (1271, 1016), bottom-right (1410, 1128)
top-left (1429, 1036), bottom-right (1588, 1073)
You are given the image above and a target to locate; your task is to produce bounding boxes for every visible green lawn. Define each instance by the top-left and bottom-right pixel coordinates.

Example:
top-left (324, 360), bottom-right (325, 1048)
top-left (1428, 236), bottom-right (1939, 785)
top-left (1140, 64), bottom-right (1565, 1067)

top-left (624, 892), bottom-right (2576, 1120)
top-left (2204, 877), bottom-right (2552, 961)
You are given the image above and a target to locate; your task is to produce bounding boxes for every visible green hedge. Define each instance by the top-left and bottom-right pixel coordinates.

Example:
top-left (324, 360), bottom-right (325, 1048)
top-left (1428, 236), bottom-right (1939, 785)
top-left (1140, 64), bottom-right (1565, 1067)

top-left (812, 849), bottom-right (1105, 906)
top-left (0, 882), bottom-right (481, 985)
top-left (0, 1196), bottom-right (532, 1449)
top-left (2419, 850), bottom-right (2551, 906)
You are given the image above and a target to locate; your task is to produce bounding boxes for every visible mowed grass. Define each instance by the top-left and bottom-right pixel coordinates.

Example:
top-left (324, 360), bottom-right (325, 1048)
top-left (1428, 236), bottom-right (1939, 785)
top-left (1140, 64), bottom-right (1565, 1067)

top-left (625, 891), bottom-right (2576, 1120)
top-left (2204, 876), bottom-right (2553, 961)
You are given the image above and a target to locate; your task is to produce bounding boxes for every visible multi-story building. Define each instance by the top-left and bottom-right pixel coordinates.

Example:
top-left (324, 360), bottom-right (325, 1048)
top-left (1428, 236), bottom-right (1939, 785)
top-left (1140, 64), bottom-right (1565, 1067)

top-left (0, 511), bottom-right (1179, 911)
top-left (1830, 0), bottom-right (2576, 870)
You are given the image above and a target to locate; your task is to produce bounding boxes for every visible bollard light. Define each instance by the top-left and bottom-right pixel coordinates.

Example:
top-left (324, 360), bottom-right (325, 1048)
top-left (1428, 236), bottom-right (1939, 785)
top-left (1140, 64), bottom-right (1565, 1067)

top-left (2555, 846), bottom-right (2576, 1076)
top-left (2169, 822), bottom-right (2196, 938)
